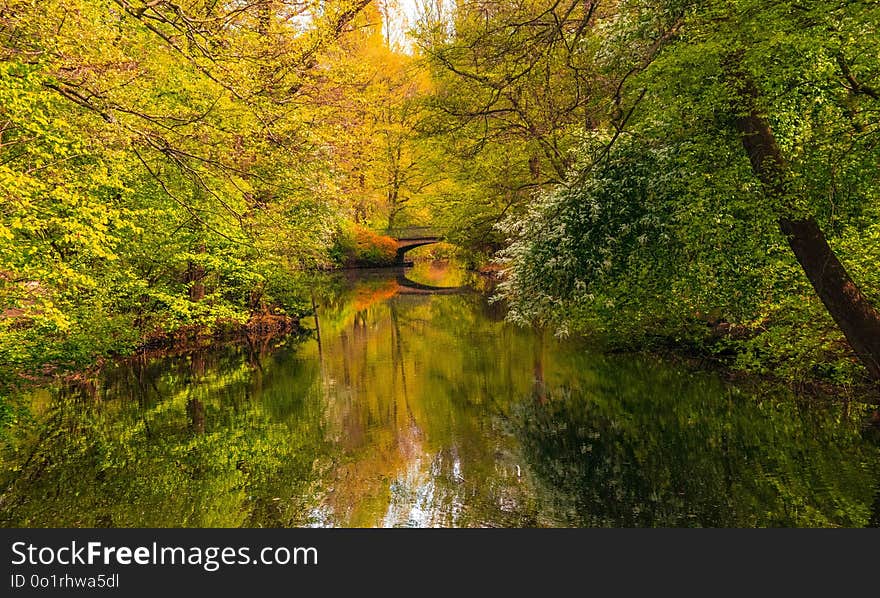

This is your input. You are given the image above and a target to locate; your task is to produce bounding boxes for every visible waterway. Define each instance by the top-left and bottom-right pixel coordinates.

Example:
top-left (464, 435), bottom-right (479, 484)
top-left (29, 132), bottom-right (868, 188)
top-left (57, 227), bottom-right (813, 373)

top-left (2, 261), bottom-right (879, 527)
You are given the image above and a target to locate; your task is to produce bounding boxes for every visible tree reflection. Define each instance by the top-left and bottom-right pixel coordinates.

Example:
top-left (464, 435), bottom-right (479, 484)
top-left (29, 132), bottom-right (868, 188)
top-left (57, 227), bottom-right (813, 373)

top-left (513, 358), bottom-right (880, 527)
top-left (1, 342), bottom-right (330, 527)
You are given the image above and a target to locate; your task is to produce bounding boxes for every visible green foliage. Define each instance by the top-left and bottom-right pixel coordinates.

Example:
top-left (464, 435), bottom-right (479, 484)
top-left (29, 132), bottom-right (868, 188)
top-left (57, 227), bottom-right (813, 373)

top-left (499, 133), bottom-right (775, 340)
top-left (0, 0), bottom-right (386, 384)
top-left (414, 0), bottom-right (601, 254)
top-left (495, 0), bottom-right (880, 387)
top-left (3, 0), bottom-right (880, 395)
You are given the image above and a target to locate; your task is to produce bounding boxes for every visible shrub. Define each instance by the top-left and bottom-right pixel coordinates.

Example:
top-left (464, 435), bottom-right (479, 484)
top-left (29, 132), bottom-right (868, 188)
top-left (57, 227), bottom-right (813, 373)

top-left (332, 225), bottom-right (398, 267)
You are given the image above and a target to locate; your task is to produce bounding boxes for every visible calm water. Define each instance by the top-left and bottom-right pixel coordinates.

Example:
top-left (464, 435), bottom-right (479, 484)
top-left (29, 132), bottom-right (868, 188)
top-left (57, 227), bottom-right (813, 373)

top-left (2, 262), bottom-right (879, 527)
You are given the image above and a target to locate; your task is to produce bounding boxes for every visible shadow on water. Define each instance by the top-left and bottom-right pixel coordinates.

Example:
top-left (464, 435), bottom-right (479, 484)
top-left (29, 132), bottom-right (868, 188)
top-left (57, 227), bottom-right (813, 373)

top-left (2, 261), bottom-right (879, 527)
top-left (395, 273), bottom-right (469, 295)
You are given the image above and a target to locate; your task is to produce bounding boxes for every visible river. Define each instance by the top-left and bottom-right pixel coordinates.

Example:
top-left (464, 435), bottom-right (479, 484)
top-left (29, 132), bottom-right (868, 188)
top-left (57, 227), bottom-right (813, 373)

top-left (2, 261), bottom-right (879, 527)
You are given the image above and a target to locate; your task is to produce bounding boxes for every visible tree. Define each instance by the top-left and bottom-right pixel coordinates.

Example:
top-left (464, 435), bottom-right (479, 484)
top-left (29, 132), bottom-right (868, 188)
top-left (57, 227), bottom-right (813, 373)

top-left (498, 0), bottom-right (880, 385)
top-left (723, 40), bottom-right (880, 382)
top-left (310, 3), bottom-right (438, 231)
top-left (414, 0), bottom-right (604, 250)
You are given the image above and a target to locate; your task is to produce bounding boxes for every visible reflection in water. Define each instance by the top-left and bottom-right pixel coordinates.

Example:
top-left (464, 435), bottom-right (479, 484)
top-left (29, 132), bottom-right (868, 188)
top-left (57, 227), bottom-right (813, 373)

top-left (2, 262), bottom-right (879, 527)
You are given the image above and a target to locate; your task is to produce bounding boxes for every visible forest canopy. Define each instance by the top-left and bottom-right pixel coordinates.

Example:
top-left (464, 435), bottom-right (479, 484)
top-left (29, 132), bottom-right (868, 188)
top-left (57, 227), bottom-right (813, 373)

top-left (2, 0), bottom-right (880, 394)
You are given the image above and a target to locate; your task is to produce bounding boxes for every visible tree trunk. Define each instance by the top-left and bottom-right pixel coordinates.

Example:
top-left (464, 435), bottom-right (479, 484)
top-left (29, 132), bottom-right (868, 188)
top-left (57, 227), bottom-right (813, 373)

top-left (728, 64), bottom-right (880, 384)
top-left (186, 242), bottom-right (206, 302)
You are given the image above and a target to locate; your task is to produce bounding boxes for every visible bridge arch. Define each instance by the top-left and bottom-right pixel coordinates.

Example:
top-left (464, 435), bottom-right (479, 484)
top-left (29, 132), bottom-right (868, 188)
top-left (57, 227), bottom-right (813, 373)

top-left (388, 227), bottom-right (447, 264)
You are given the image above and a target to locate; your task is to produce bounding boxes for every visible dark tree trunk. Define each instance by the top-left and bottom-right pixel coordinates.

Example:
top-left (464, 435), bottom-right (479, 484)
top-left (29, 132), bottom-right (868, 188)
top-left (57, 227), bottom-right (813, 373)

top-left (777, 216), bottom-right (880, 382)
top-left (529, 154), bottom-right (541, 181)
top-left (728, 63), bottom-right (880, 384)
top-left (186, 242), bottom-right (206, 302)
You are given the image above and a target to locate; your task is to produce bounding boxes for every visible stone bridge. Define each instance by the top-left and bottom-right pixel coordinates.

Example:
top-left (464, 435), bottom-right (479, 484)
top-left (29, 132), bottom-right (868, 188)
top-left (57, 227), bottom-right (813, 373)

top-left (387, 226), bottom-right (447, 264)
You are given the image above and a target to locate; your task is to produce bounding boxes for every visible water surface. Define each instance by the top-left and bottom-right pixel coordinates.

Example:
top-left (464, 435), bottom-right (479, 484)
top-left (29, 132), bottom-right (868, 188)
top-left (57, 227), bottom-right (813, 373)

top-left (2, 262), bottom-right (879, 527)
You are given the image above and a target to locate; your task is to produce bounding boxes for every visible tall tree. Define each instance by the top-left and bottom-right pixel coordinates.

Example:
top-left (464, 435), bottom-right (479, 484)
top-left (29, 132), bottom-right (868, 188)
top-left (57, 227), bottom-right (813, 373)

top-left (312, 3), bottom-right (437, 230)
top-left (414, 0), bottom-right (605, 250)
top-left (725, 52), bottom-right (880, 381)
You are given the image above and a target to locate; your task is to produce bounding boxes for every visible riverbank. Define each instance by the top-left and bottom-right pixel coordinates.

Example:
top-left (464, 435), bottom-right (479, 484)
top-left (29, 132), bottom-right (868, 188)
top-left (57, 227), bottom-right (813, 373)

top-left (0, 312), bottom-right (305, 408)
top-left (471, 258), bottom-right (880, 406)
top-left (0, 256), bottom-right (452, 394)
